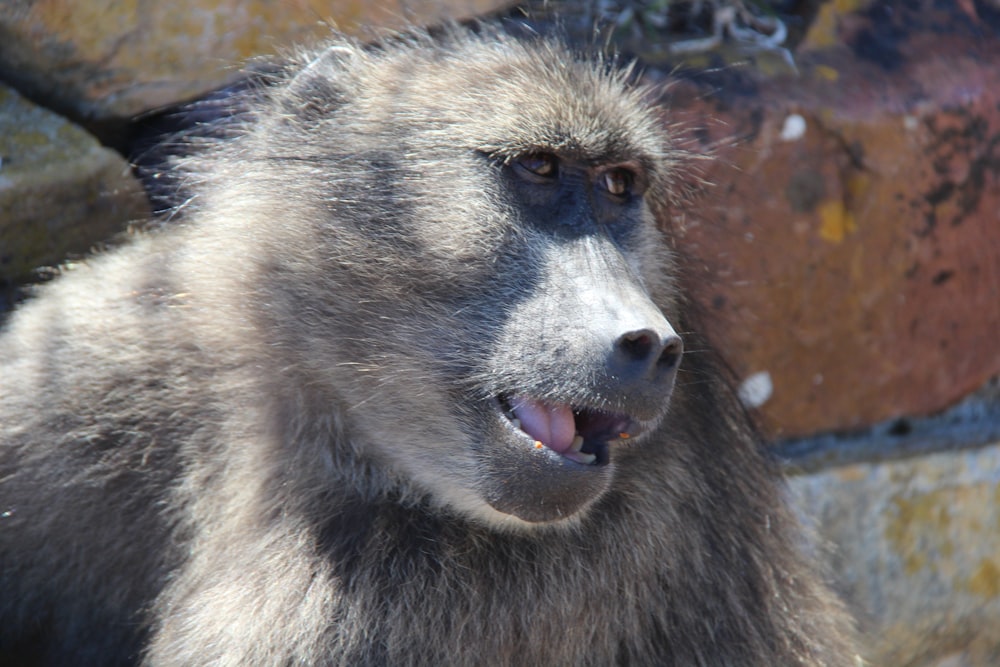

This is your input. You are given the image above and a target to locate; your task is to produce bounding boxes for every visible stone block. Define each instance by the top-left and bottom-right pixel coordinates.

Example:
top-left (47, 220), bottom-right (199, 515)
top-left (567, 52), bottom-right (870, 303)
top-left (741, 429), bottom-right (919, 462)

top-left (0, 0), bottom-right (513, 122)
top-left (665, 8), bottom-right (1000, 437)
top-left (791, 441), bottom-right (1000, 666)
top-left (0, 84), bottom-right (148, 283)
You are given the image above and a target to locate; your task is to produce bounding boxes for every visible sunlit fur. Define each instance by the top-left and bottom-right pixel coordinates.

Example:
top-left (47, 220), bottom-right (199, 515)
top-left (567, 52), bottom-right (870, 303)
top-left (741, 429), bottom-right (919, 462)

top-left (0, 27), bottom-right (856, 666)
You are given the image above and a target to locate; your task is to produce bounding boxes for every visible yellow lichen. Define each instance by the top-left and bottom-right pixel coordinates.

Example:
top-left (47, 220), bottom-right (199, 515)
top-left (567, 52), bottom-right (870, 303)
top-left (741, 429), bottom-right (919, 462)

top-left (884, 482), bottom-right (998, 579)
top-left (817, 199), bottom-right (857, 243)
top-left (885, 493), bottom-right (952, 575)
top-left (966, 559), bottom-right (1000, 598)
top-left (813, 65), bottom-right (840, 82)
top-left (800, 0), bottom-right (872, 50)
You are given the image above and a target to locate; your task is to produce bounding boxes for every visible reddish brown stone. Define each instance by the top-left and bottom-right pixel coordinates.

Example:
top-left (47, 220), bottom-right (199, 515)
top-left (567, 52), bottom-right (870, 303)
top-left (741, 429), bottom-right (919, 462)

top-left (0, 0), bottom-right (513, 122)
top-left (662, 13), bottom-right (1000, 437)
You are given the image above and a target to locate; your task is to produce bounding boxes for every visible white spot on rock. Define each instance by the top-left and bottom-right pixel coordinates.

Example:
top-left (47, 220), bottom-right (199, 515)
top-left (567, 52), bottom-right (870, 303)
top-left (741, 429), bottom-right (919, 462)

top-left (738, 371), bottom-right (773, 409)
top-left (779, 113), bottom-right (806, 141)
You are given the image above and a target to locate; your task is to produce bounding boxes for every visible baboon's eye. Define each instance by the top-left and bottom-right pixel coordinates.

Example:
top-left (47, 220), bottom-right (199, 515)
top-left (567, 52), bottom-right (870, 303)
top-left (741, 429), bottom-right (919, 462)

top-left (600, 168), bottom-right (635, 198)
top-left (514, 153), bottom-right (558, 181)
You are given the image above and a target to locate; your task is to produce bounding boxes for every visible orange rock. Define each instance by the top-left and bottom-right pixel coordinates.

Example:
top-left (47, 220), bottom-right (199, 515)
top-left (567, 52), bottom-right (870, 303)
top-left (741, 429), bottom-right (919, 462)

top-left (665, 14), bottom-right (1000, 437)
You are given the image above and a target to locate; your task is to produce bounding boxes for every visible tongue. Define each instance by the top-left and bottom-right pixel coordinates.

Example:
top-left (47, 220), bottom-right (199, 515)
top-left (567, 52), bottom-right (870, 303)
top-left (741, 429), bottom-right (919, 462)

top-left (510, 396), bottom-right (576, 454)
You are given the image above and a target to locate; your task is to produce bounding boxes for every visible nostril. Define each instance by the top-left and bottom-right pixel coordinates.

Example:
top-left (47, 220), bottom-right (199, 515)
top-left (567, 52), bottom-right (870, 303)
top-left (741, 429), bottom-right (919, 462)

top-left (617, 330), bottom-right (655, 363)
top-left (657, 335), bottom-right (683, 370)
top-left (612, 329), bottom-right (683, 381)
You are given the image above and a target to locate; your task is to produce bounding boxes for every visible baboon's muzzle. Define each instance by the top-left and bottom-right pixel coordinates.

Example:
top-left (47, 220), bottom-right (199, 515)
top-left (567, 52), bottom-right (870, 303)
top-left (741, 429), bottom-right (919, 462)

top-left (479, 236), bottom-right (683, 523)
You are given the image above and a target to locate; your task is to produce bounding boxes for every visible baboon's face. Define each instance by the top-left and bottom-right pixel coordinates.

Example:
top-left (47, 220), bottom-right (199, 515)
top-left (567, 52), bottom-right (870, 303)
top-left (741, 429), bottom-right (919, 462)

top-left (264, 38), bottom-right (685, 528)
top-left (468, 151), bottom-right (683, 525)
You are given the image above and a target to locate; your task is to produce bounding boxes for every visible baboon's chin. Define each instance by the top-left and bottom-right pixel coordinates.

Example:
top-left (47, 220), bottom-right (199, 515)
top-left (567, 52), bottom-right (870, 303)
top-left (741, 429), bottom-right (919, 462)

top-left (473, 396), bottom-right (657, 525)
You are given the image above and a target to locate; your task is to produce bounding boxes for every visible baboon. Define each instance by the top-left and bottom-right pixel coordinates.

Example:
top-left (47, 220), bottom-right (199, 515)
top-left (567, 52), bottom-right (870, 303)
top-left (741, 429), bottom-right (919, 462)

top-left (0, 27), bottom-right (856, 666)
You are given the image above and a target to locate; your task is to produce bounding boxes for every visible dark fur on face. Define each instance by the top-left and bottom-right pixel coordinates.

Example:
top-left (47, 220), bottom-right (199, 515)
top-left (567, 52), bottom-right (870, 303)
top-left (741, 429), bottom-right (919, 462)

top-left (0, 27), bottom-right (857, 666)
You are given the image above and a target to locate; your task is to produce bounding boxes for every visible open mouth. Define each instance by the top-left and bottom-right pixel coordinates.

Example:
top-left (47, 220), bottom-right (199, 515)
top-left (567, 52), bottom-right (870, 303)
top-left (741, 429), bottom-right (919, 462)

top-left (498, 394), bottom-right (642, 466)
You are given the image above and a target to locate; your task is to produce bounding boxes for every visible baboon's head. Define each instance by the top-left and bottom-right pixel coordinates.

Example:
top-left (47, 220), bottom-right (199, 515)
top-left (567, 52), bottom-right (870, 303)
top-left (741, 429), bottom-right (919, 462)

top-left (231, 30), bottom-right (688, 529)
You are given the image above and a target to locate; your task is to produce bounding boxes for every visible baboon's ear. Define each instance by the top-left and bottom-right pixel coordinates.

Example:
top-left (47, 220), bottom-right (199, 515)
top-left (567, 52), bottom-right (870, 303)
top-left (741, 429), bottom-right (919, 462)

top-left (281, 45), bottom-right (356, 120)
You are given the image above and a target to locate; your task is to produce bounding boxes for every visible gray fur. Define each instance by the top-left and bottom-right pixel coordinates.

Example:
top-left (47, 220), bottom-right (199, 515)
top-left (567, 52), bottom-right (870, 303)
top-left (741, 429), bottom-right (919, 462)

top-left (0, 28), bottom-right (856, 666)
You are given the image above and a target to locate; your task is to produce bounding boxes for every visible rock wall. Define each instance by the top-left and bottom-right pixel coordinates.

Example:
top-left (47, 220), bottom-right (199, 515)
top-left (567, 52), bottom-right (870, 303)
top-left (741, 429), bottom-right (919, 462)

top-left (0, 1), bottom-right (997, 665)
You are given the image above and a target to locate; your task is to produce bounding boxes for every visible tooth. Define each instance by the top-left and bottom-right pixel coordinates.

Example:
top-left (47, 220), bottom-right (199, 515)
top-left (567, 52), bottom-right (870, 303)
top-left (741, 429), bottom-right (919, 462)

top-left (511, 418), bottom-right (521, 429)
top-left (569, 434), bottom-right (584, 453)
top-left (567, 451), bottom-right (596, 465)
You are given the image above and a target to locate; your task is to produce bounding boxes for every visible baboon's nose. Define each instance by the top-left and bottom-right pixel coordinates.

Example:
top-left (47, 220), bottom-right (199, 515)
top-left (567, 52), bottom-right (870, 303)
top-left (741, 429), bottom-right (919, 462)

top-left (611, 328), bottom-right (683, 382)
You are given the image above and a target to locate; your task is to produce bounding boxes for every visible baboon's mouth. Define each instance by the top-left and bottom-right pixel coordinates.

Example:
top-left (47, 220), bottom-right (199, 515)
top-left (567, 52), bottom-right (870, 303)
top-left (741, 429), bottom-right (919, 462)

top-left (497, 394), bottom-right (641, 466)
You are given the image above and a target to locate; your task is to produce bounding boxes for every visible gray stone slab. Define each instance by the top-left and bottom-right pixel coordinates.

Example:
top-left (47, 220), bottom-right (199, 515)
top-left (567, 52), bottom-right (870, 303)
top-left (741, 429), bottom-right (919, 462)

top-left (0, 84), bottom-right (148, 283)
top-left (792, 442), bottom-right (1000, 666)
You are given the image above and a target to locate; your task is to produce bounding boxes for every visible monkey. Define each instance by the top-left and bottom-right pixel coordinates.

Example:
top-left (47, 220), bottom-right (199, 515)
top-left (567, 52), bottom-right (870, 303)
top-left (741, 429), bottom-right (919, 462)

top-left (0, 26), bottom-right (857, 666)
